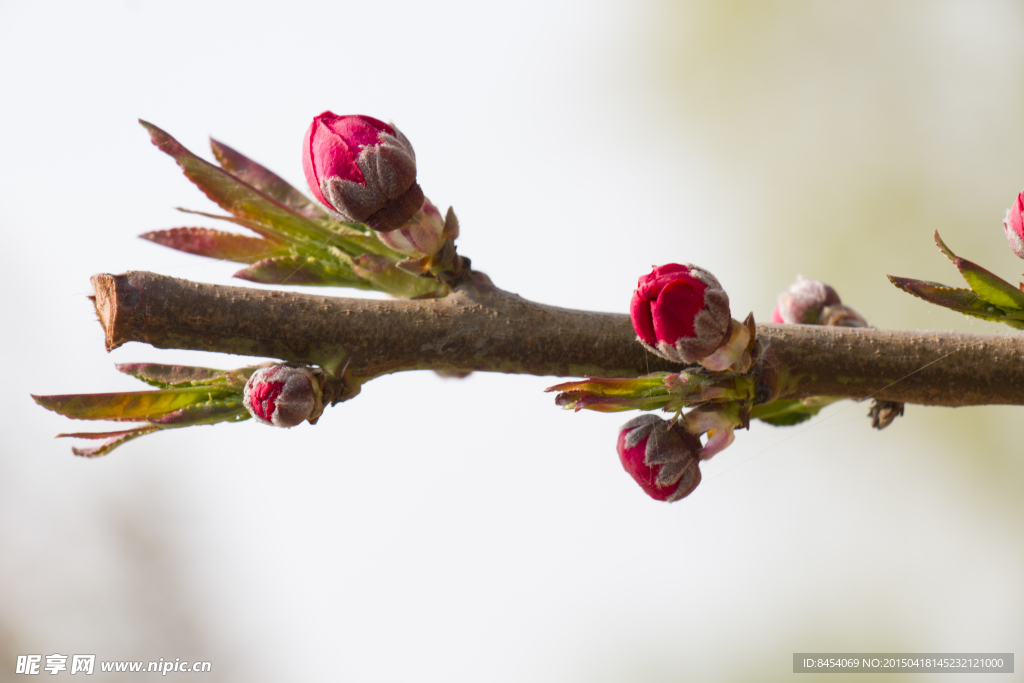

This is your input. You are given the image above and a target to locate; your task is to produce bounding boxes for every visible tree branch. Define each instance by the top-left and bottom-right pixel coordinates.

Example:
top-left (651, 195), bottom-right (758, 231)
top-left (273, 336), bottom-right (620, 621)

top-left (91, 271), bottom-right (1024, 407)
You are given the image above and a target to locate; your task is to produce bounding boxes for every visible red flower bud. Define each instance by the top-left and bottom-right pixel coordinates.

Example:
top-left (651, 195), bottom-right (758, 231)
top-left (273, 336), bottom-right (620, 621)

top-left (1004, 189), bottom-right (1024, 260)
top-left (243, 365), bottom-right (322, 428)
top-left (630, 264), bottom-right (732, 364)
top-left (616, 414), bottom-right (702, 502)
top-left (375, 198), bottom-right (446, 257)
top-left (302, 112), bottom-right (423, 232)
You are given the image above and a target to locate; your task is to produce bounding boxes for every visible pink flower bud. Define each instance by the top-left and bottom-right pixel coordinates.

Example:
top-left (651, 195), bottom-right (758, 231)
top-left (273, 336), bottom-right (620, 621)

top-left (772, 276), bottom-right (841, 324)
top-left (616, 414), bottom-right (702, 502)
top-left (1004, 189), bottom-right (1024, 259)
top-left (302, 112), bottom-right (423, 232)
top-left (772, 276), bottom-right (867, 327)
top-left (630, 264), bottom-right (732, 365)
top-left (243, 365), bottom-right (322, 428)
top-left (374, 198), bottom-right (446, 257)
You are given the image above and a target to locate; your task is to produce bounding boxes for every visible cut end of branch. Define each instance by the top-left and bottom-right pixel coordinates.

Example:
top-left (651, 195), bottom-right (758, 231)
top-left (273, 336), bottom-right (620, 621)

top-left (90, 273), bottom-right (129, 352)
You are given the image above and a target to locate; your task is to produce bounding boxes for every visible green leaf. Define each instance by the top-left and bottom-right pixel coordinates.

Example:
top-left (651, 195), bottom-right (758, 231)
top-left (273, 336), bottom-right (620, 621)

top-left (61, 426), bottom-right (161, 458)
top-left (140, 228), bottom-right (290, 264)
top-left (115, 363), bottom-right (253, 389)
top-left (545, 374), bottom-right (670, 398)
top-left (547, 376), bottom-right (672, 412)
top-left (337, 232), bottom-right (408, 258)
top-left (140, 121), bottom-right (370, 257)
top-left (173, 207), bottom-right (296, 244)
top-left (174, 208), bottom-right (397, 258)
top-left (148, 400), bottom-right (250, 426)
top-left (887, 276), bottom-right (1006, 318)
top-left (554, 391), bottom-right (672, 413)
top-left (33, 386), bottom-right (235, 422)
top-left (933, 230), bottom-right (957, 263)
top-left (352, 254), bottom-right (449, 299)
top-left (755, 408), bottom-right (815, 427)
top-left (233, 254), bottom-right (376, 288)
top-left (889, 276), bottom-right (1024, 330)
top-left (58, 426), bottom-right (159, 439)
top-left (932, 231), bottom-right (1024, 310)
top-left (751, 397), bottom-right (841, 426)
top-left (954, 256), bottom-right (1024, 310)
top-left (175, 201), bottom-right (398, 260)
top-left (209, 138), bottom-right (330, 222)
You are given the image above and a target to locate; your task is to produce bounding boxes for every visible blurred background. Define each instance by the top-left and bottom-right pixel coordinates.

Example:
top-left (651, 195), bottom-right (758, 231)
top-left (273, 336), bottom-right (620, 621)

top-left (2, 0), bottom-right (1023, 680)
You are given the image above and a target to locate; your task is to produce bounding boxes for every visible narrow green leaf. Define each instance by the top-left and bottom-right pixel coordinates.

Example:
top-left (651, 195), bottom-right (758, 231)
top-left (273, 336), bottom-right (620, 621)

top-left (148, 400), bottom-right (250, 426)
top-left (33, 386), bottom-right (234, 422)
top-left (322, 218), bottom-right (373, 235)
top-left (930, 231), bottom-right (1024, 310)
top-left (751, 397), bottom-right (841, 426)
top-left (887, 276), bottom-right (1006, 318)
top-left (755, 408), bottom-right (815, 426)
top-left (66, 427), bottom-right (161, 458)
top-left (934, 230), bottom-right (957, 262)
top-left (953, 257), bottom-right (1024, 311)
top-left (115, 363), bottom-right (254, 389)
top-left (545, 374), bottom-right (670, 398)
top-left (56, 401), bottom-right (250, 457)
top-left (353, 254), bottom-right (449, 299)
top-left (58, 427), bottom-right (159, 439)
top-left (176, 207), bottom-right (386, 256)
top-left (174, 207), bottom-right (295, 244)
top-left (209, 138), bottom-right (329, 221)
top-left (555, 392), bottom-right (671, 412)
top-left (141, 120), bottom-right (369, 254)
top-left (140, 228), bottom-right (290, 264)
top-left (175, 204), bottom-right (401, 264)
top-left (234, 255), bottom-right (375, 289)
top-left (337, 232), bottom-right (408, 258)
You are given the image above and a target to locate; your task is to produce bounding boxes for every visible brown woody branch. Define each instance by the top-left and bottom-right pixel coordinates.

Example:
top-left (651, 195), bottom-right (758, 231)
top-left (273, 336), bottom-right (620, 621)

top-left (90, 271), bottom-right (1024, 407)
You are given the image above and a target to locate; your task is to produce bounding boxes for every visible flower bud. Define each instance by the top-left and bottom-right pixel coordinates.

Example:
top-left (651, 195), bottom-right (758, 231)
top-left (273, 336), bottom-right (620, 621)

top-left (818, 304), bottom-right (868, 328)
top-left (302, 112), bottom-right (423, 232)
top-left (630, 264), bottom-right (732, 365)
top-left (868, 399), bottom-right (904, 430)
top-left (374, 198), bottom-right (446, 257)
top-left (616, 414), bottom-right (702, 502)
top-left (1004, 189), bottom-right (1024, 259)
top-left (771, 276), bottom-right (841, 324)
top-left (243, 365), bottom-right (322, 428)
top-left (771, 277), bottom-right (868, 328)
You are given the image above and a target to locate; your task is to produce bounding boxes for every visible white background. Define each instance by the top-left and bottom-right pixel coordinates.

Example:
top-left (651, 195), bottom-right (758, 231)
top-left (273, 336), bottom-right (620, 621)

top-left (2, 1), bottom-right (1023, 681)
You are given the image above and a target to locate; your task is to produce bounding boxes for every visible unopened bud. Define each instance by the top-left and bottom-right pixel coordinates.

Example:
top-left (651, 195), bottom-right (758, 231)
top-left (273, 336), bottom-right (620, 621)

top-left (302, 112), bottom-right (422, 232)
top-left (818, 304), bottom-right (868, 328)
top-left (630, 263), bottom-right (732, 365)
top-left (616, 414), bottom-right (702, 502)
top-left (772, 276), bottom-right (841, 324)
top-left (868, 399), bottom-right (904, 430)
top-left (375, 198), bottom-right (446, 257)
top-left (771, 276), bottom-right (867, 327)
top-left (1004, 189), bottom-right (1024, 259)
top-left (243, 365), bottom-right (323, 428)
top-left (697, 314), bottom-right (755, 372)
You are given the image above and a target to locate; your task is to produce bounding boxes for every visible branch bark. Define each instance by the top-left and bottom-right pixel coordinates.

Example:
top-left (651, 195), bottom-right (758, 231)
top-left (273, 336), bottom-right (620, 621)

top-left (91, 271), bottom-right (1024, 407)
